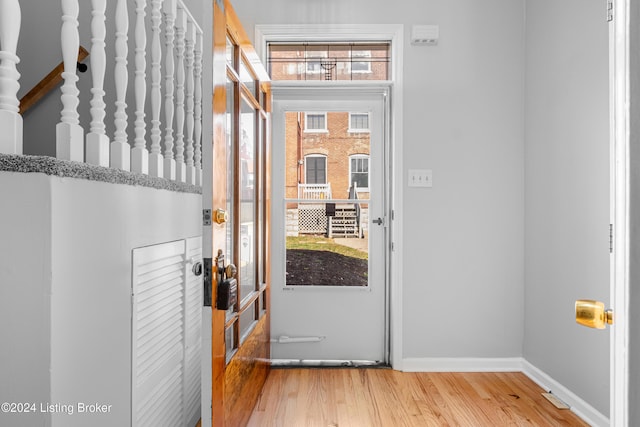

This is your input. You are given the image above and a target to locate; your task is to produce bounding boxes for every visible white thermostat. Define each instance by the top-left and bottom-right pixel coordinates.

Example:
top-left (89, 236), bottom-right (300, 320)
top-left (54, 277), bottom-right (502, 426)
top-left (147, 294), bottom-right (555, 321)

top-left (411, 25), bottom-right (439, 46)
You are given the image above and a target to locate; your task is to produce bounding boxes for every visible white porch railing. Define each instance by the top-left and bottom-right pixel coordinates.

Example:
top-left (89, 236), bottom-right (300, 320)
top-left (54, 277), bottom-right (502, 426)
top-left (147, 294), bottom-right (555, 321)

top-left (0, 0), bottom-right (204, 186)
top-left (298, 183), bottom-right (332, 199)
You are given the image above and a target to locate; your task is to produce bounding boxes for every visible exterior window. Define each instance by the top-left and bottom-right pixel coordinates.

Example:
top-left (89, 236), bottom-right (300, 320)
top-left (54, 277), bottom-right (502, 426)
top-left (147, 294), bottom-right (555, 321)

top-left (350, 155), bottom-right (369, 190)
top-left (349, 113), bottom-right (370, 132)
top-left (305, 155), bottom-right (327, 184)
top-left (305, 113), bottom-right (327, 132)
top-left (351, 50), bottom-right (372, 73)
top-left (268, 42), bottom-right (390, 81)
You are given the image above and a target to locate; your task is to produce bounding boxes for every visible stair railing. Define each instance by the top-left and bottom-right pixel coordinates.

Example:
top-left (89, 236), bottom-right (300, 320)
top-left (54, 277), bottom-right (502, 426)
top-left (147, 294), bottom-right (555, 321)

top-left (0, 0), bottom-right (22, 155)
top-left (1, 0), bottom-right (204, 186)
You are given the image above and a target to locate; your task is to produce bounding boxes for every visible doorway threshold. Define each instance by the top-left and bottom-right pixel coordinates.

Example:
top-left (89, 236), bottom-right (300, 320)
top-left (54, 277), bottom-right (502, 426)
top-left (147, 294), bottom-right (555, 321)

top-left (270, 359), bottom-right (389, 369)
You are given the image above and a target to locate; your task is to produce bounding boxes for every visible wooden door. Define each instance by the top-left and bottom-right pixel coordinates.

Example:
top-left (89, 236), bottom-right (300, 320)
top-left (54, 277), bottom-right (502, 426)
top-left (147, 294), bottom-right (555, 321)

top-left (205, 1), bottom-right (271, 426)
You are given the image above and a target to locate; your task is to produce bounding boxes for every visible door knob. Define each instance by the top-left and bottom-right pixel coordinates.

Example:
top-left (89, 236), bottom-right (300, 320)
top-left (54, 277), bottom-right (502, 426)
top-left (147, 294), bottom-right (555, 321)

top-left (214, 208), bottom-right (228, 224)
top-left (575, 299), bottom-right (613, 329)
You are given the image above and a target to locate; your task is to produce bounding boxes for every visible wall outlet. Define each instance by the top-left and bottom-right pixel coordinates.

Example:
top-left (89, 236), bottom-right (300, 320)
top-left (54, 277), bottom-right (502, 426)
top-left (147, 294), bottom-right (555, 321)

top-left (408, 169), bottom-right (433, 188)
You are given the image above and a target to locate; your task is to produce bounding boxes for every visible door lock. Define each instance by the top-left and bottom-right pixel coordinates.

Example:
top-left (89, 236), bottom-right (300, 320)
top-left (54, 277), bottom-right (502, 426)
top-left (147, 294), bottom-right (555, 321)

top-left (575, 299), bottom-right (613, 329)
top-left (373, 217), bottom-right (384, 226)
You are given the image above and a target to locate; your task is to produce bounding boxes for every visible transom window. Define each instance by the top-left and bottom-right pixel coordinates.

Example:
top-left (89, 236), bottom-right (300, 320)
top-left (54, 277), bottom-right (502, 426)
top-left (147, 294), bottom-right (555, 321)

top-left (349, 113), bottom-right (370, 132)
top-left (268, 42), bottom-right (390, 81)
top-left (350, 155), bottom-right (369, 190)
top-left (305, 113), bottom-right (327, 132)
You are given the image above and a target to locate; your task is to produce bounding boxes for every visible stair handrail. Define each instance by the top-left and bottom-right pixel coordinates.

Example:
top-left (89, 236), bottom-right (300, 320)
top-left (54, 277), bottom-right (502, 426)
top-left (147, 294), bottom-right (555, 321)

top-left (19, 46), bottom-right (89, 115)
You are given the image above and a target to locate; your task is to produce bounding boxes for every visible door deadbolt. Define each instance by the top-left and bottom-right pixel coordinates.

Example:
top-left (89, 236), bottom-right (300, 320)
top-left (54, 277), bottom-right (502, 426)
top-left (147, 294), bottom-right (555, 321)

top-left (373, 217), bottom-right (384, 226)
top-left (575, 299), bottom-right (613, 329)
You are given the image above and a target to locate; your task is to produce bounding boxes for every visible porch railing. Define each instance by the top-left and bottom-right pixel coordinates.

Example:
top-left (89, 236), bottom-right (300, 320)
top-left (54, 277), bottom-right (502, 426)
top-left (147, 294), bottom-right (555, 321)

top-left (298, 183), bottom-right (332, 200)
top-left (0, 0), bottom-right (204, 185)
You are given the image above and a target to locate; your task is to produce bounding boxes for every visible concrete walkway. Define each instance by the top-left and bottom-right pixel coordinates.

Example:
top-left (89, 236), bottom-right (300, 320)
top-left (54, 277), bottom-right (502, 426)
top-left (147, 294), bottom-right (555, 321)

top-left (333, 235), bottom-right (369, 253)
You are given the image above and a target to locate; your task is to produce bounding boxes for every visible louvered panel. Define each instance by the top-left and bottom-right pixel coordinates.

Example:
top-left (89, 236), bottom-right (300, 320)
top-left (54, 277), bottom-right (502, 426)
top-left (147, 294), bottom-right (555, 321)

top-left (184, 236), bottom-right (202, 426)
top-left (132, 240), bottom-right (186, 427)
top-left (136, 363), bottom-right (183, 427)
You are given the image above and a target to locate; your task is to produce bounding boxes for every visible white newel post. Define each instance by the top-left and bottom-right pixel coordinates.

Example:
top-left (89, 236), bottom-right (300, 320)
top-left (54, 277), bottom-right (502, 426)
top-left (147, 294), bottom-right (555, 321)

top-left (131, 0), bottom-right (148, 174)
top-left (86, 0), bottom-right (109, 166)
top-left (174, 6), bottom-right (186, 182)
top-left (57, 0), bottom-right (83, 161)
top-left (193, 31), bottom-right (203, 186)
top-left (163, 0), bottom-right (177, 180)
top-left (0, 0), bottom-right (22, 155)
top-left (111, 0), bottom-right (130, 170)
top-left (184, 20), bottom-right (195, 185)
top-left (149, 0), bottom-right (163, 177)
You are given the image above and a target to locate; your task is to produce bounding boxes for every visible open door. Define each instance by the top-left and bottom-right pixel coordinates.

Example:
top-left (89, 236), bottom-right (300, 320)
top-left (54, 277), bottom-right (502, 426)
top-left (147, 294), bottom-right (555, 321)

top-left (202, 1), bottom-right (271, 426)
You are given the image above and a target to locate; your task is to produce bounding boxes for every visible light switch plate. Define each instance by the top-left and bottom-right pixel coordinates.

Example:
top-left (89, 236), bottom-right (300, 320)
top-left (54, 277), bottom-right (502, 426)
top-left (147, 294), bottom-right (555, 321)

top-left (408, 169), bottom-right (432, 187)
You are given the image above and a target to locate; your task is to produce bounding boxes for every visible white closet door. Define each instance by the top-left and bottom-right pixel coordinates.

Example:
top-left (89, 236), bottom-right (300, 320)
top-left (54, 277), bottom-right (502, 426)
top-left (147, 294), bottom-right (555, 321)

top-left (183, 236), bottom-right (202, 427)
top-left (132, 240), bottom-right (186, 427)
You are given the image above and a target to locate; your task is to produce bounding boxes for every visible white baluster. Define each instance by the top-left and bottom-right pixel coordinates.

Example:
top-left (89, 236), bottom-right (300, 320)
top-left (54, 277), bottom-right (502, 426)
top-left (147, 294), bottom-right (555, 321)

top-left (131, 0), bottom-right (148, 174)
top-left (86, 0), bottom-right (109, 167)
top-left (111, 0), bottom-right (130, 170)
top-left (184, 20), bottom-right (195, 185)
top-left (0, 0), bottom-right (22, 155)
top-left (174, 6), bottom-right (186, 183)
top-left (193, 31), bottom-right (203, 186)
top-left (163, 0), bottom-right (177, 180)
top-left (149, 0), bottom-right (163, 178)
top-left (57, 0), bottom-right (83, 161)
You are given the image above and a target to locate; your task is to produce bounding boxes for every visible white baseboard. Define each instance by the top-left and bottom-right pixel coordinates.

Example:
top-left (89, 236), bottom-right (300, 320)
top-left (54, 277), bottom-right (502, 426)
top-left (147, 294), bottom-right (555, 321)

top-left (521, 360), bottom-right (609, 427)
top-left (401, 357), bottom-right (609, 427)
top-left (402, 357), bottom-right (525, 372)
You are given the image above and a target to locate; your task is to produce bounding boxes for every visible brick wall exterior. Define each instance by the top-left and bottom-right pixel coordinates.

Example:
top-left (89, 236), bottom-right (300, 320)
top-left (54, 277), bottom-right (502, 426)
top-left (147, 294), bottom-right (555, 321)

top-left (285, 112), bottom-right (371, 200)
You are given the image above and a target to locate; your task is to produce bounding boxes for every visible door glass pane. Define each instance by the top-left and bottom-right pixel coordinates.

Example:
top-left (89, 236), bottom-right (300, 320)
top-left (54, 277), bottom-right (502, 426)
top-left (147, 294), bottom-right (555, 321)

top-left (240, 98), bottom-right (256, 301)
top-left (284, 111), bottom-right (370, 286)
top-left (226, 78), bottom-right (236, 319)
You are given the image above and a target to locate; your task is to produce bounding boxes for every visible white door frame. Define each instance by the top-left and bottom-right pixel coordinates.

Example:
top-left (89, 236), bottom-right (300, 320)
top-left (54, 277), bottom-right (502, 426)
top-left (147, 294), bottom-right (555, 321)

top-left (611, 0), bottom-right (630, 425)
top-left (255, 24), bottom-right (405, 369)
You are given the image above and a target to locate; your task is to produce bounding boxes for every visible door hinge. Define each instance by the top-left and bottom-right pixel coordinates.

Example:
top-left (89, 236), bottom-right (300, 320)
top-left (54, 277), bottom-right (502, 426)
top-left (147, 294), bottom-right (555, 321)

top-left (607, 0), bottom-right (614, 22)
top-left (610, 223), bottom-right (614, 253)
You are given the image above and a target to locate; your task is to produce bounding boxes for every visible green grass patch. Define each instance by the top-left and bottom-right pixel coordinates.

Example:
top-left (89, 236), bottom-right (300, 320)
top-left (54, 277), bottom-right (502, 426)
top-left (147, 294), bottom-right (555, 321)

top-left (286, 236), bottom-right (368, 260)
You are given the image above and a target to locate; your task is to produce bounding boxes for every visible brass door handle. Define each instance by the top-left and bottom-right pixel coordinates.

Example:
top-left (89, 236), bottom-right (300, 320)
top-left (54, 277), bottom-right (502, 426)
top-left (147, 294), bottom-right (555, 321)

top-left (214, 208), bottom-right (228, 224)
top-left (575, 299), bottom-right (613, 329)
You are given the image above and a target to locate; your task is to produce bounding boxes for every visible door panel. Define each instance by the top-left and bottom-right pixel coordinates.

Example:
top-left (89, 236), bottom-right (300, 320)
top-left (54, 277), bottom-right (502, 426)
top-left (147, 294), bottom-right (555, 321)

top-left (203, 1), bottom-right (271, 426)
top-left (272, 92), bottom-right (389, 363)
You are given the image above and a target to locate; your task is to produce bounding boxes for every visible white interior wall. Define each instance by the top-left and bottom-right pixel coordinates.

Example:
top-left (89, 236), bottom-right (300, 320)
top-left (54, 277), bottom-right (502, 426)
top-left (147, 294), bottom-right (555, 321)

top-left (0, 173), bottom-right (53, 427)
top-left (49, 178), bottom-right (200, 427)
top-left (524, 0), bottom-right (610, 417)
top-left (0, 172), bottom-right (200, 427)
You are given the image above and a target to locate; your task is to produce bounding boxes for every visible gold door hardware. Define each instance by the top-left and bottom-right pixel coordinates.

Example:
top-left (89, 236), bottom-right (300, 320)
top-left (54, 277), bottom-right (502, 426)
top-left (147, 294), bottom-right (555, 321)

top-left (214, 208), bottom-right (228, 224)
top-left (575, 299), bottom-right (613, 329)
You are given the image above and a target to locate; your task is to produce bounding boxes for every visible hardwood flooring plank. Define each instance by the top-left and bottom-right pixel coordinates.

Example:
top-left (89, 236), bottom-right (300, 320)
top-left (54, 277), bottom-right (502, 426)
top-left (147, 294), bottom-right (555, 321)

top-left (248, 369), bottom-right (590, 427)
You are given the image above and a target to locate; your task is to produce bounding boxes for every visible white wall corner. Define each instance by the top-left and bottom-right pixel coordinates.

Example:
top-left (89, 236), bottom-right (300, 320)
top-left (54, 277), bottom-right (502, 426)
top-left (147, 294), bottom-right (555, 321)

top-left (521, 360), bottom-right (609, 427)
top-left (401, 357), bottom-right (525, 373)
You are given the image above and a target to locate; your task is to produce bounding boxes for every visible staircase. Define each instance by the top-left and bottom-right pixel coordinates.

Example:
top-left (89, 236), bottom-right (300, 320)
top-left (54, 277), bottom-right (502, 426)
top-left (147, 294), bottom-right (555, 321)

top-left (328, 206), bottom-right (361, 238)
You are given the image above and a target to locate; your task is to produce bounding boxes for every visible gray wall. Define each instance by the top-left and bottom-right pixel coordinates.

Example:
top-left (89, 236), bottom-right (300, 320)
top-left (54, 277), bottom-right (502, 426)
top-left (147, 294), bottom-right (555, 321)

top-left (234, 0), bottom-right (611, 418)
top-left (524, 0), bottom-right (610, 416)
top-left (232, 0), bottom-right (526, 358)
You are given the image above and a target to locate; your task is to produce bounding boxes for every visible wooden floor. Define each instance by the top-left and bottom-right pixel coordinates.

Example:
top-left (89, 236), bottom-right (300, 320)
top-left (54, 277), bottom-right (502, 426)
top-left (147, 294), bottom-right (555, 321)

top-left (248, 369), bottom-right (590, 427)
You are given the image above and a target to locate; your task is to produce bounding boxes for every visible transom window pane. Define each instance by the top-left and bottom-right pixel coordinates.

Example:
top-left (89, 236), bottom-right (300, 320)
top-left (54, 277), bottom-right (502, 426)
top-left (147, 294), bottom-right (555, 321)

top-left (268, 43), bottom-right (390, 81)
